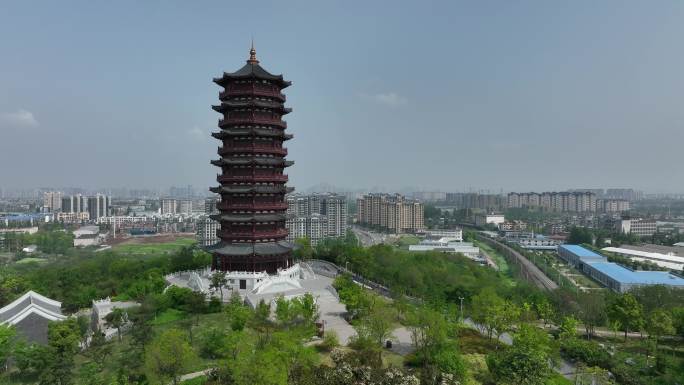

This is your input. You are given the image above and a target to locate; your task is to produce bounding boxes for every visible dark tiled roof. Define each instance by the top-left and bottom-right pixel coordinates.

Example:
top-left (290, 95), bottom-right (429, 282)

top-left (211, 158), bottom-right (294, 167)
top-left (212, 128), bottom-right (293, 140)
top-left (213, 63), bottom-right (291, 88)
top-left (210, 213), bottom-right (286, 222)
top-left (212, 100), bottom-right (291, 113)
top-left (0, 291), bottom-right (66, 345)
top-left (208, 240), bottom-right (293, 256)
top-left (210, 185), bottom-right (290, 194)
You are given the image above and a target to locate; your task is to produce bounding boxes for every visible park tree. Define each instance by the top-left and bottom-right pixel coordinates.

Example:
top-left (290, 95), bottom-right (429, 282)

top-left (209, 270), bottom-right (228, 300)
top-left (351, 303), bottom-right (396, 365)
top-left (607, 293), bottom-right (644, 340)
top-left (672, 306), bottom-right (684, 337)
top-left (225, 292), bottom-right (251, 332)
top-left (574, 365), bottom-right (615, 385)
top-left (104, 308), bottom-right (126, 342)
top-left (558, 316), bottom-right (578, 340)
top-left (534, 298), bottom-right (554, 328)
top-left (406, 306), bottom-right (466, 383)
top-left (470, 287), bottom-right (505, 340)
top-left (492, 301), bottom-right (521, 343)
top-left (568, 227), bottom-right (593, 245)
top-left (293, 237), bottom-right (313, 260)
top-left (41, 318), bottom-right (82, 385)
top-left (488, 324), bottom-right (557, 385)
top-left (0, 324), bottom-right (17, 370)
top-left (577, 291), bottom-right (607, 339)
top-left (184, 291), bottom-right (207, 325)
top-left (251, 300), bottom-right (276, 347)
top-left (88, 330), bottom-right (113, 368)
top-left (13, 342), bottom-right (51, 377)
top-left (145, 329), bottom-right (197, 385)
top-left (646, 309), bottom-right (675, 352)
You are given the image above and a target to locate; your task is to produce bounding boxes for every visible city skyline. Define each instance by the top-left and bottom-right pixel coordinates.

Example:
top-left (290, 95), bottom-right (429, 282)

top-left (1, 1), bottom-right (684, 192)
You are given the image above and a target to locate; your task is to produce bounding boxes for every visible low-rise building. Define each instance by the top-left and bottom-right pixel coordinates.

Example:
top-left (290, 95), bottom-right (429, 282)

top-left (56, 211), bottom-right (90, 224)
top-left (499, 220), bottom-right (527, 232)
top-left (0, 291), bottom-right (66, 344)
top-left (409, 240), bottom-right (481, 260)
top-left (73, 225), bottom-right (104, 247)
top-left (91, 298), bottom-right (139, 340)
top-left (517, 238), bottom-right (562, 250)
top-left (602, 246), bottom-right (684, 272)
top-left (615, 218), bottom-right (657, 237)
top-left (422, 229), bottom-right (463, 241)
top-left (558, 245), bottom-right (684, 292)
top-left (474, 213), bottom-right (504, 227)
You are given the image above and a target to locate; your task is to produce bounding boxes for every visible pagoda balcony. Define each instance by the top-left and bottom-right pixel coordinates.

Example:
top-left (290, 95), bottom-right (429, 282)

top-left (219, 117), bottom-right (286, 128)
top-left (218, 229), bottom-right (288, 240)
top-left (218, 146), bottom-right (287, 156)
top-left (217, 202), bottom-right (288, 211)
top-left (217, 174), bottom-right (288, 183)
top-left (220, 88), bottom-right (286, 101)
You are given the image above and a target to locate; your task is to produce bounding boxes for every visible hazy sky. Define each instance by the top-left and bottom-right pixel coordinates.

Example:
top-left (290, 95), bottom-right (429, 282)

top-left (1, 1), bottom-right (683, 193)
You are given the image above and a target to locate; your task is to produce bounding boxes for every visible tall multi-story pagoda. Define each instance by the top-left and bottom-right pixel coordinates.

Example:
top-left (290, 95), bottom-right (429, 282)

top-left (209, 45), bottom-right (294, 275)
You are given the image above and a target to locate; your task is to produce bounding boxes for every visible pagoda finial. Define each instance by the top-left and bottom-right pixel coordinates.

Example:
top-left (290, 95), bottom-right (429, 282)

top-left (248, 38), bottom-right (259, 64)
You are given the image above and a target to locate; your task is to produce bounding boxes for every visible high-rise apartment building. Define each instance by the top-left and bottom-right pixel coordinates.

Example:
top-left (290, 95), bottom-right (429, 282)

top-left (196, 216), bottom-right (220, 247)
top-left (61, 194), bottom-right (87, 214)
top-left (43, 191), bottom-right (63, 212)
top-left (356, 193), bottom-right (424, 233)
top-left (160, 198), bottom-right (177, 215)
top-left (178, 199), bottom-right (193, 215)
top-left (507, 191), bottom-right (597, 212)
top-left (599, 199), bottom-right (630, 213)
top-left (87, 194), bottom-right (110, 220)
top-left (204, 197), bottom-right (218, 215)
top-left (285, 193), bottom-right (348, 245)
top-left (445, 193), bottom-right (505, 211)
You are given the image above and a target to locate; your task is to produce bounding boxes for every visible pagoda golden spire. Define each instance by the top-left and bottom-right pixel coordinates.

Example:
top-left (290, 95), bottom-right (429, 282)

top-left (247, 39), bottom-right (259, 64)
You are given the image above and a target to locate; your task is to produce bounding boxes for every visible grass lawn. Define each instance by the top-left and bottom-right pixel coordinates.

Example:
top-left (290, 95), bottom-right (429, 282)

top-left (150, 308), bottom-right (187, 325)
top-left (15, 257), bottom-right (48, 264)
top-left (395, 235), bottom-right (421, 248)
top-left (458, 326), bottom-right (503, 354)
top-left (473, 240), bottom-right (514, 285)
top-left (112, 237), bottom-right (196, 255)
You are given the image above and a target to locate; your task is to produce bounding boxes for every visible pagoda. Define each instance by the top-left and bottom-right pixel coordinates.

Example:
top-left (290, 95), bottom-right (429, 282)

top-left (209, 45), bottom-right (295, 276)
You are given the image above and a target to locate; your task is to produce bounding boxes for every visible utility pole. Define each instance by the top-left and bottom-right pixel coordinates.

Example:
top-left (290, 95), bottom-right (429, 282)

top-left (459, 297), bottom-right (464, 321)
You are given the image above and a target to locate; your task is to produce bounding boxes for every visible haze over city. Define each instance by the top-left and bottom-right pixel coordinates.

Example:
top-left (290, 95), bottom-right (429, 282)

top-left (1, 1), bottom-right (683, 193)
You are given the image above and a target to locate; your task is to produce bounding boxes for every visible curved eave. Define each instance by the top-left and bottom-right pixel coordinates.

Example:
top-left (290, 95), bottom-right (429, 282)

top-left (212, 103), bottom-right (291, 114)
top-left (210, 185), bottom-right (289, 194)
top-left (211, 130), bottom-right (293, 140)
top-left (208, 240), bottom-right (294, 256)
top-left (213, 63), bottom-right (291, 88)
top-left (211, 158), bottom-right (294, 167)
top-left (210, 213), bottom-right (286, 222)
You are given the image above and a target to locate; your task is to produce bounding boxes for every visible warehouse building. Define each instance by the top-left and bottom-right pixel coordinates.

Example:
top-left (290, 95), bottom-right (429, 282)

top-left (558, 245), bottom-right (684, 292)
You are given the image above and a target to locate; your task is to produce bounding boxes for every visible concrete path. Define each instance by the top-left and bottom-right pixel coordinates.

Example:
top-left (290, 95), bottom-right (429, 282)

top-left (176, 368), bottom-right (212, 383)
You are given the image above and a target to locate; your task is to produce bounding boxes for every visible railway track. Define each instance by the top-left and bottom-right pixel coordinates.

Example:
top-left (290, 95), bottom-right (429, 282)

top-left (476, 235), bottom-right (558, 291)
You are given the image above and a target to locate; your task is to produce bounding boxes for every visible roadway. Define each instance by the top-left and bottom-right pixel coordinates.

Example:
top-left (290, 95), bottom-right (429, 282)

top-left (351, 226), bottom-right (387, 247)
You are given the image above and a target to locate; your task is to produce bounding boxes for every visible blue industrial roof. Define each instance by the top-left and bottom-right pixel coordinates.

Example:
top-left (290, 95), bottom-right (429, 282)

top-left (559, 245), bottom-right (606, 260)
top-left (587, 262), bottom-right (684, 286)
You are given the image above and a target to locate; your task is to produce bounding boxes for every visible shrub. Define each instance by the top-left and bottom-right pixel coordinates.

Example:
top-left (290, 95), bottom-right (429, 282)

top-left (319, 331), bottom-right (340, 352)
top-left (197, 327), bottom-right (227, 359)
top-left (560, 338), bottom-right (611, 368)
